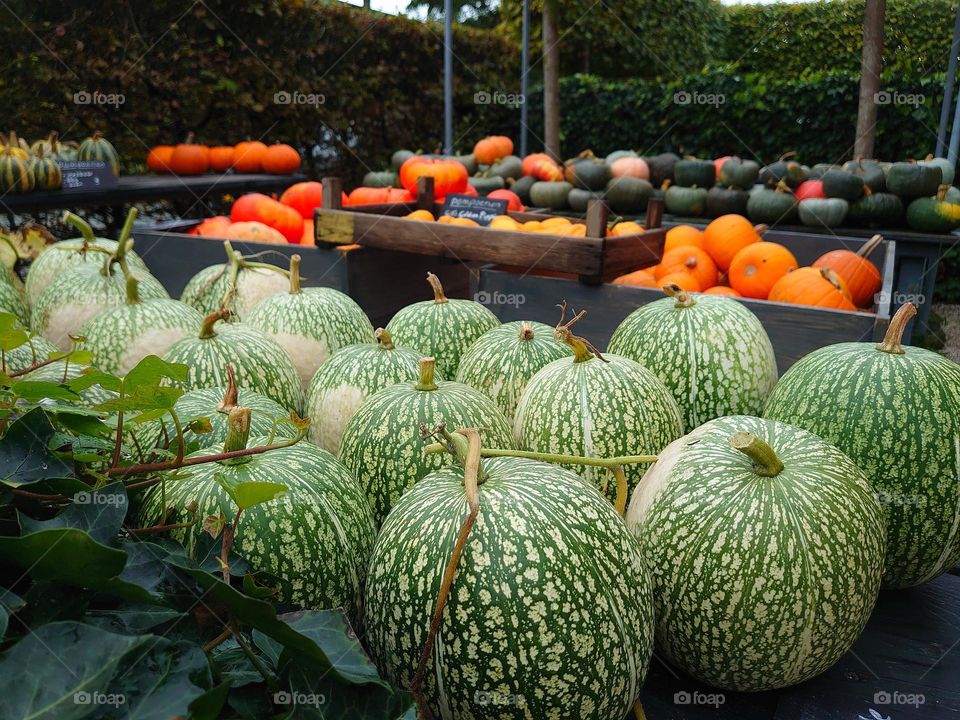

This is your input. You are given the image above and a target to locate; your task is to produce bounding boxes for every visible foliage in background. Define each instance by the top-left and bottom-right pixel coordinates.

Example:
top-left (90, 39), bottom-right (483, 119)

top-left (526, 68), bottom-right (945, 163)
top-left (406, 0), bottom-right (500, 27)
top-left (0, 0), bottom-right (520, 184)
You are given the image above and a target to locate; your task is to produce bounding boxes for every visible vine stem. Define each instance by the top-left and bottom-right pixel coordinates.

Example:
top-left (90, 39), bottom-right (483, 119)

top-left (127, 518), bottom-right (199, 536)
top-left (410, 428), bottom-right (482, 719)
top-left (6, 348), bottom-right (86, 379)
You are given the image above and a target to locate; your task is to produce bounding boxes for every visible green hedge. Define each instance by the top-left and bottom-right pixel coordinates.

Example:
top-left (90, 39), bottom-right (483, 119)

top-left (0, 0), bottom-right (520, 184)
top-left (526, 68), bottom-right (945, 162)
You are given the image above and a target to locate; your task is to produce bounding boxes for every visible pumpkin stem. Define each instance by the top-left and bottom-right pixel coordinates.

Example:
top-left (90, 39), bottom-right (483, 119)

top-left (662, 283), bottom-right (696, 308)
top-left (518, 322), bottom-right (535, 341)
top-left (819, 267), bottom-right (845, 292)
top-left (416, 357), bottom-right (438, 391)
top-left (554, 301), bottom-right (603, 363)
top-left (937, 184), bottom-right (950, 202)
top-left (774, 179), bottom-right (792, 194)
top-left (199, 308), bottom-right (231, 339)
top-left (63, 211), bottom-right (95, 248)
top-left (778, 150), bottom-right (797, 162)
top-left (426, 272), bottom-right (448, 304)
top-left (857, 234), bottom-right (883, 258)
top-left (217, 364), bottom-right (239, 413)
top-left (877, 303), bottom-right (916, 355)
top-left (105, 207), bottom-right (138, 277)
top-left (289, 254), bottom-right (302, 294)
top-left (124, 271), bottom-right (140, 304)
top-left (729, 431), bottom-right (784, 477)
top-left (754, 223), bottom-right (769, 237)
top-left (221, 407), bottom-right (253, 464)
top-left (375, 327), bottom-right (395, 349)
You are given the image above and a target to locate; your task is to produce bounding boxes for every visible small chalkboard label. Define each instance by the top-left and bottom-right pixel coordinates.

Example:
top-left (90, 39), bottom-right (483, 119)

top-left (440, 194), bottom-right (508, 226)
top-left (57, 160), bottom-right (118, 191)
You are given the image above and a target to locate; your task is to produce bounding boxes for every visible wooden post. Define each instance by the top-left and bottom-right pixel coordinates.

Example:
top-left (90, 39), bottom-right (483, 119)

top-left (416, 176), bottom-right (436, 211)
top-left (321, 177), bottom-right (342, 210)
top-left (542, 0), bottom-right (561, 161)
top-left (585, 198), bottom-right (609, 238)
top-left (644, 197), bottom-right (665, 230)
top-left (855, 0), bottom-right (885, 159)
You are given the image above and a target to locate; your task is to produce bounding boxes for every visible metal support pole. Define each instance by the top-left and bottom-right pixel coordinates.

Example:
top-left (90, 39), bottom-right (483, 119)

top-left (948, 83), bottom-right (960, 168)
top-left (936, 3), bottom-right (960, 157)
top-left (520, 0), bottom-right (530, 157)
top-left (443, 0), bottom-right (453, 154)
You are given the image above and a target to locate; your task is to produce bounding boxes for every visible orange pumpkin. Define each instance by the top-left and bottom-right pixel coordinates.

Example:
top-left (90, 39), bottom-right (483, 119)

top-left (346, 186), bottom-right (415, 205)
top-left (487, 188), bottom-right (524, 212)
top-left (608, 221), bottom-right (644, 237)
top-left (209, 146), bottom-right (235, 172)
top-left (189, 216), bottom-right (233, 237)
top-left (610, 156), bottom-right (649, 180)
top-left (728, 242), bottom-right (798, 299)
top-left (233, 141), bottom-right (268, 173)
top-left (146, 145), bottom-right (174, 174)
top-left (230, 193), bottom-right (302, 243)
top-left (811, 233), bottom-right (883, 308)
top-left (405, 209), bottom-right (435, 221)
top-left (703, 214), bottom-right (766, 271)
top-left (262, 144), bottom-right (301, 174)
top-left (473, 135), bottom-right (514, 164)
top-left (658, 270), bottom-right (701, 293)
top-left (655, 245), bottom-right (718, 290)
top-left (280, 181), bottom-right (324, 219)
top-left (703, 285), bottom-right (742, 297)
top-left (521, 153), bottom-right (564, 181)
top-left (168, 141), bottom-right (210, 175)
top-left (398, 156), bottom-right (468, 196)
top-left (300, 219), bottom-right (315, 246)
top-left (612, 268), bottom-right (658, 287)
top-left (768, 267), bottom-right (856, 310)
top-left (663, 225), bottom-right (704, 252)
top-left (222, 221), bottom-right (287, 244)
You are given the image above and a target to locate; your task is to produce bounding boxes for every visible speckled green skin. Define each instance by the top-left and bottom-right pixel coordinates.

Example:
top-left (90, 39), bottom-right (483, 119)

top-left (607, 294), bottom-right (778, 432)
top-left (514, 352), bottom-right (683, 501)
top-left (80, 299), bottom-right (203, 376)
top-left (180, 263), bottom-right (288, 320)
top-left (22, 360), bottom-right (116, 404)
top-left (1, 335), bottom-right (58, 374)
top-left (245, 287), bottom-right (375, 389)
top-left (455, 321), bottom-right (572, 423)
top-left (626, 415), bottom-right (885, 691)
top-left (764, 341), bottom-right (960, 588)
top-left (386, 297), bottom-right (499, 378)
top-left (138, 439), bottom-right (376, 622)
top-left (365, 456), bottom-right (655, 720)
top-left (339, 379), bottom-right (513, 526)
top-left (25, 239), bottom-right (148, 307)
top-left (31, 264), bottom-right (168, 351)
top-left (304, 342), bottom-right (426, 455)
top-left (0, 277), bottom-right (28, 325)
top-left (132, 385), bottom-right (295, 451)
top-left (162, 321), bottom-right (304, 413)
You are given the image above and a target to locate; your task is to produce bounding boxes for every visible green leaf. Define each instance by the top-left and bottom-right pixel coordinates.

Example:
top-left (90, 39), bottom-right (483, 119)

top-left (187, 681), bottom-right (232, 720)
top-left (233, 481), bottom-right (288, 511)
top-left (123, 356), bottom-right (188, 391)
top-left (211, 641), bottom-right (273, 688)
top-left (67, 369), bottom-right (122, 394)
top-left (0, 314), bottom-right (28, 352)
top-left (10, 380), bottom-right (81, 402)
top-left (19, 481), bottom-right (127, 544)
top-left (0, 407), bottom-right (72, 486)
top-left (0, 528), bottom-right (127, 586)
top-left (85, 605), bottom-right (185, 634)
top-left (95, 386), bottom-right (183, 413)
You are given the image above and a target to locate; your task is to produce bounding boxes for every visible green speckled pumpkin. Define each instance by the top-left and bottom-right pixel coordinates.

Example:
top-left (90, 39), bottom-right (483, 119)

top-left (607, 287), bottom-right (777, 432)
top-left (455, 320), bottom-right (572, 423)
top-left (339, 358), bottom-right (513, 526)
top-left (0, 333), bottom-right (58, 374)
top-left (304, 328), bottom-right (425, 455)
top-left (626, 415), bottom-right (884, 691)
top-left (764, 304), bottom-right (960, 587)
top-left (162, 309), bottom-right (304, 413)
top-left (180, 241), bottom-right (289, 320)
top-left (0, 274), bottom-right (29, 325)
top-left (245, 255), bottom-right (374, 389)
top-left (385, 273), bottom-right (499, 379)
top-left (514, 318), bottom-right (683, 501)
top-left (138, 409), bottom-right (375, 621)
top-left (366, 454), bottom-right (654, 720)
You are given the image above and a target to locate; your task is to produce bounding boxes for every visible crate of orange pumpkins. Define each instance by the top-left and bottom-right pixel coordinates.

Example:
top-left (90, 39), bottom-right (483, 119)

top-left (475, 213), bottom-right (895, 372)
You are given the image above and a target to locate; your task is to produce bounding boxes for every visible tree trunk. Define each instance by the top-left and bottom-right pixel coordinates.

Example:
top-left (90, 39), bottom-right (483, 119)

top-left (542, 0), bottom-right (561, 160)
top-left (855, 0), bottom-right (885, 159)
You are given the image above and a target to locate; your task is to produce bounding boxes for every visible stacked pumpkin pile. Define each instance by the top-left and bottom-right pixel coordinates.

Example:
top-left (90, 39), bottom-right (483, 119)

top-left (613, 213), bottom-right (883, 311)
top-left (146, 138), bottom-right (301, 176)
top-left (0, 130), bottom-right (120, 193)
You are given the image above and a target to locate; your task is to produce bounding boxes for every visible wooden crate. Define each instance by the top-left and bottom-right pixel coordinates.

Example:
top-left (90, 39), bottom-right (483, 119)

top-left (131, 228), bottom-right (471, 328)
top-left (474, 233), bottom-right (896, 373)
top-left (314, 177), bottom-right (666, 283)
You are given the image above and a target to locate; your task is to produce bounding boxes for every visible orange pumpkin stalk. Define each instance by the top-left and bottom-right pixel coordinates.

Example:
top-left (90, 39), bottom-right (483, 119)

top-left (811, 234), bottom-right (883, 308)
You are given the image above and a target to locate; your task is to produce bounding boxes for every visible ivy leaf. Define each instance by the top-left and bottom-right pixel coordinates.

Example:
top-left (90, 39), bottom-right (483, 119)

top-left (68, 368), bottom-right (122, 394)
top-left (0, 313), bottom-right (29, 352)
top-left (123, 355), bottom-right (188, 392)
top-left (95, 386), bottom-right (182, 413)
top-left (0, 407), bottom-right (70, 486)
top-left (10, 379), bottom-right (81, 402)
top-left (187, 682), bottom-right (232, 720)
top-left (19, 481), bottom-right (128, 544)
top-left (85, 605), bottom-right (185, 634)
top-left (0, 528), bottom-right (127, 586)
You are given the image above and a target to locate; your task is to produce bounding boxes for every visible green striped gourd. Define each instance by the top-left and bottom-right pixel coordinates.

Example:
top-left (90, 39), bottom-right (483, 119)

top-left (31, 210), bottom-right (169, 350)
top-left (162, 309), bottom-right (304, 413)
top-left (245, 255), bottom-right (374, 388)
top-left (29, 147), bottom-right (62, 190)
top-left (454, 320), bottom-right (572, 422)
top-left (25, 212), bottom-right (148, 307)
top-left (764, 304), bottom-right (960, 588)
top-left (77, 131), bottom-right (120, 175)
top-left (132, 366), bottom-right (295, 451)
top-left (304, 328), bottom-right (425, 455)
top-left (180, 241), bottom-right (289, 320)
top-left (607, 286), bottom-right (778, 432)
top-left (385, 272), bottom-right (499, 378)
top-left (137, 408), bottom-right (375, 622)
top-left (29, 131), bottom-right (60, 158)
top-left (80, 270), bottom-right (203, 376)
top-left (0, 153), bottom-right (31, 194)
top-left (0, 274), bottom-right (29, 325)
top-left (338, 357), bottom-right (513, 526)
top-left (514, 316), bottom-right (683, 501)
top-left (366, 449), bottom-right (654, 720)
top-left (626, 415), bottom-right (885, 691)
top-left (0, 333), bottom-right (58, 375)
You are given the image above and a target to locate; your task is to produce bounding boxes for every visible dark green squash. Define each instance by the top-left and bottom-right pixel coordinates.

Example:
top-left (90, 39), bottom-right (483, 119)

top-left (469, 175), bottom-right (506, 196)
top-left (391, 149), bottom-right (415, 172)
top-left (846, 191), bottom-right (903, 227)
top-left (451, 153), bottom-right (478, 175)
top-left (362, 170), bottom-right (398, 188)
top-left (905, 185), bottom-right (960, 233)
top-left (568, 188), bottom-right (605, 213)
top-left (920, 154), bottom-right (954, 186)
top-left (565, 159), bottom-right (611, 191)
top-left (821, 169), bottom-right (865, 201)
top-left (673, 159), bottom-right (716, 188)
top-left (747, 183), bottom-right (799, 224)
top-left (760, 153), bottom-right (808, 188)
top-left (645, 152), bottom-right (680, 186)
top-left (706, 185), bottom-right (749, 217)
top-left (529, 181), bottom-right (573, 210)
top-left (808, 163), bottom-right (839, 180)
top-left (798, 198), bottom-right (849, 228)
top-left (886, 162), bottom-right (942, 199)
top-left (605, 176), bottom-right (652, 213)
top-left (489, 155), bottom-right (522, 180)
top-left (510, 175), bottom-right (537, 206)
top-left (665, 185), bottom-right (708, 216)
top-left (842, 159), bottom-right (886, 192)
top-left (717, 158), bottom-right (760, 189)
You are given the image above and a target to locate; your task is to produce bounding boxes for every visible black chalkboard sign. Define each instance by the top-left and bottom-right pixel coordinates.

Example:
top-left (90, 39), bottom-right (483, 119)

top-left (440, 194), bottom-right (508, 226)
top-left (58, 160), bottom-right (118, 192)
